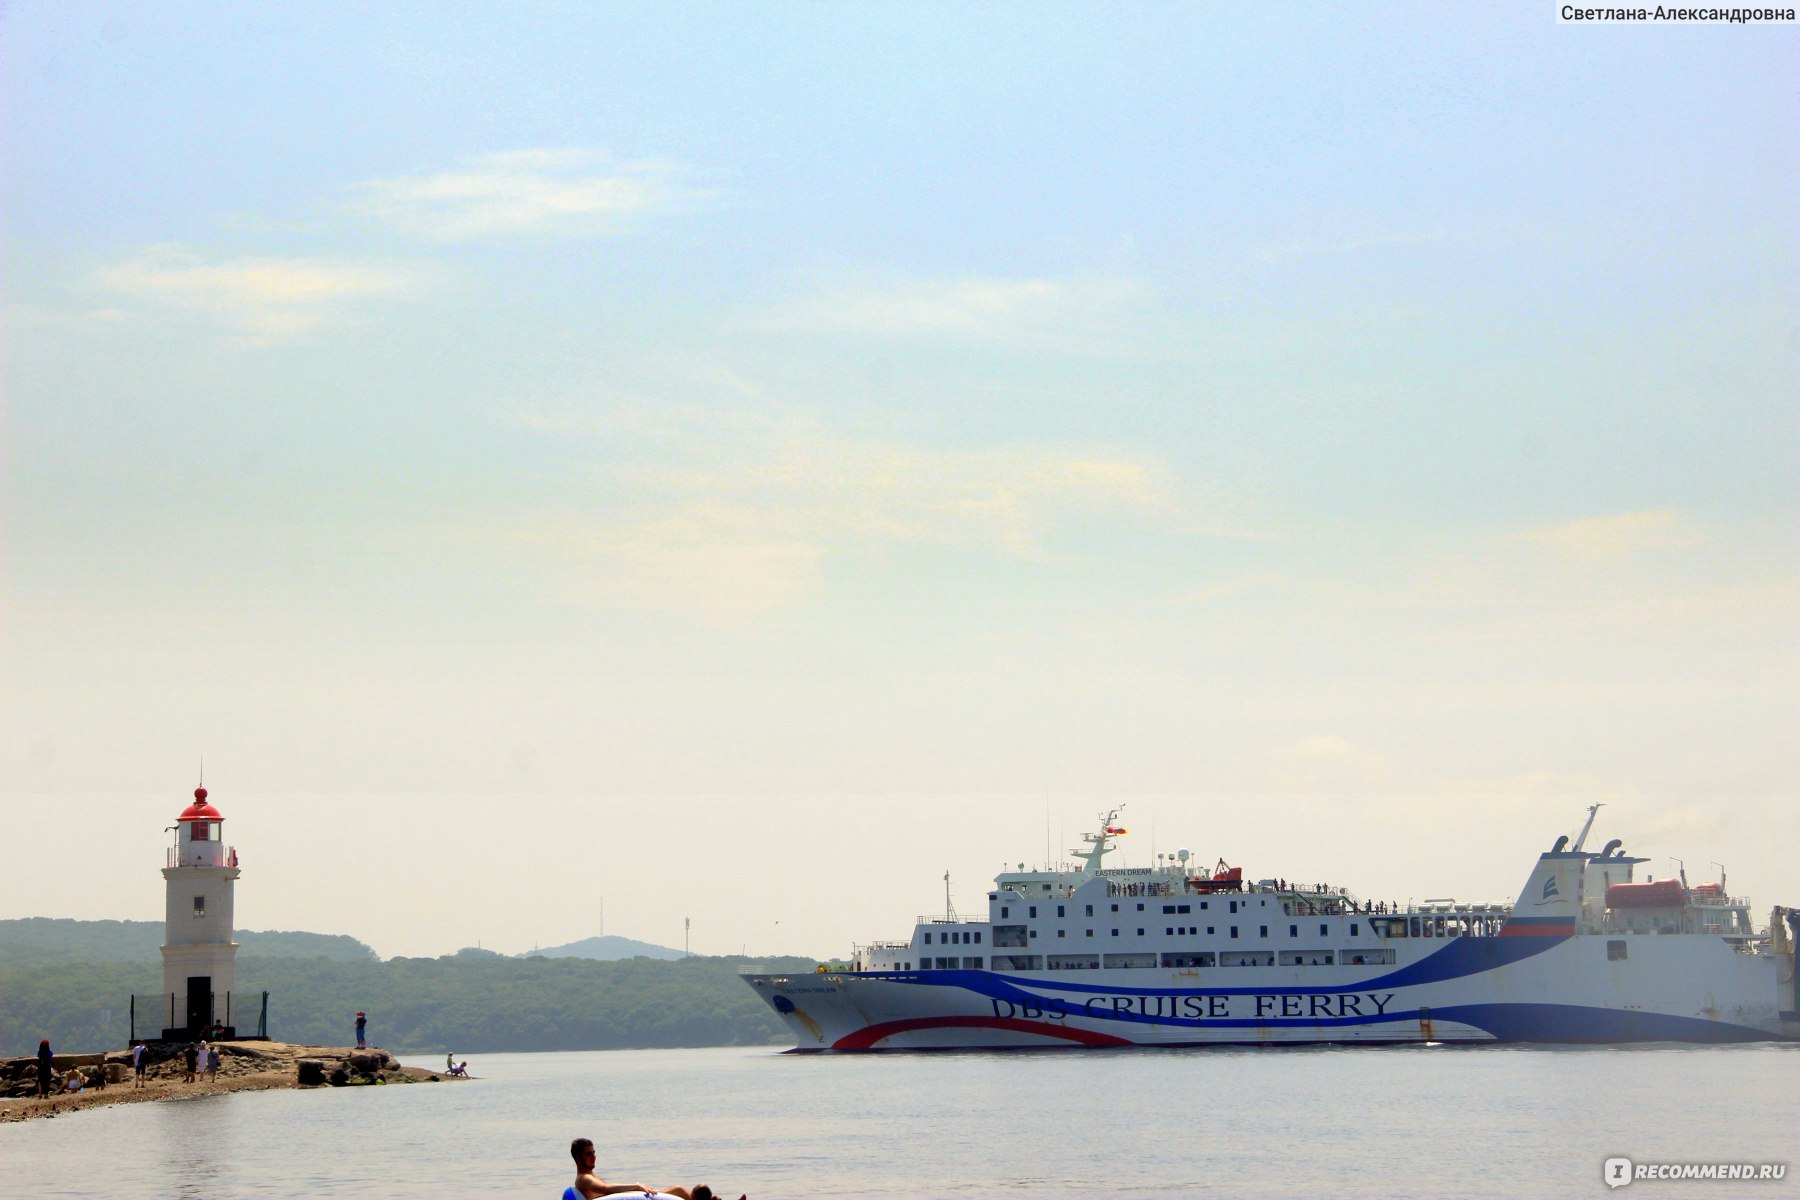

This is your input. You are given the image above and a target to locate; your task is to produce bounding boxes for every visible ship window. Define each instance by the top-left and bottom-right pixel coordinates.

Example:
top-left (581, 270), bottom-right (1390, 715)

top-left (1207, 926), bottom-right (1215, 935)
top-left (1200, 901), bottom-right (1209, 910)
top-left (1608, 940), bottom-right (1628, 961)
top-left (974, 932), bottom-right (982, 944)
top-left (924, 933), bottom-right (932, 944)
top-left (1057, 930), bottom-right (1065, 938)
top-left (1029, 930), bottom-right (1037, 939)
top-left (1112, 929), bottom-right (1119, 936)
top-left (1230, 926), bottom-right (1239, 939)
top-left (1086, 930), bottom-right (1093, 938)
top-left (1138, 928), bottom-right (1145, 936)
top-left (1163, 905), bottom-right (1176, 914)
top-left (1230, 901), bottom-right (1238, 913)
top-left (1290, 925), bottom-right (1298, 937)
top-left (1137, 903), bottom-right (1145, 912)
top-left (1166, 927), bottom-right (1174, 936)
top-left (1351, 923), bottom-right (1359, 936)
top-left (1057, 906), bottom-right (1066, 918)
top-left (193, 895), bottom-right (206, 917)
top-left (1260, 926), bottom-right (1268, 938)
top-left (1320, 924), bottom-right (1328, 936)
top-left (1029, 906), bottom-right (1037, 918)
top-left (1001, 907), bottom-right (1009, 918)
top-left (1111, 904), bottom-right (1118, 912)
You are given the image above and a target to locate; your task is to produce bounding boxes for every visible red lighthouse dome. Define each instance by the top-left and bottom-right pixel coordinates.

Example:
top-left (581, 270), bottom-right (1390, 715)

top-left (178, 786), bottom-right (223, 823)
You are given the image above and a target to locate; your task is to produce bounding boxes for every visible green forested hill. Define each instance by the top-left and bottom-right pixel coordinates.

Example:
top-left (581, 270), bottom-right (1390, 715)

top-left (0, 945), bottom-right (816, 1057)
top-left (0, 917), bottom-right (377, 964)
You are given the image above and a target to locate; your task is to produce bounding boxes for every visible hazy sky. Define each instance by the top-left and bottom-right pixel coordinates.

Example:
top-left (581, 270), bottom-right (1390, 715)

top-left (3, 4), bottom-right (1795, 960)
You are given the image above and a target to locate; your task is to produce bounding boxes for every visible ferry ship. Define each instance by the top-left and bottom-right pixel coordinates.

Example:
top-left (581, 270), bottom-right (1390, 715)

top-left (744, 807), bottom-right (1800, 1050)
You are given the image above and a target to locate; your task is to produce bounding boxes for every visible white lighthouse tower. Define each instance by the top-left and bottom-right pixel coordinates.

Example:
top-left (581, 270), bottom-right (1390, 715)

top-left (160, 785), bottom-right (242, 1038)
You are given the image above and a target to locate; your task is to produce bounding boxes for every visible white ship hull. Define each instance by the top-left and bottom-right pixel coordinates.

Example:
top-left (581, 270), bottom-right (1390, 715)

top-left (748, 931), bottom-right (1799, 1050)
top-left (746, 809), bottom-right (1800, 1051)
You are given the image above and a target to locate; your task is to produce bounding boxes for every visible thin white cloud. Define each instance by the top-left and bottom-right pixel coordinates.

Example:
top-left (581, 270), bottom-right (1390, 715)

top-left (349, 150), bottom-right (691, 241)
top-left (1268, 735), bottom-right (1394, 792)
top-left (491, 411), bottom-right (1187, 619)
top-left (1512, 508), bottom-right (1699, 564)
top-left (753, 273), bottom-right (1147, 344)
top-left (95, 244), bottom-right (411, 339)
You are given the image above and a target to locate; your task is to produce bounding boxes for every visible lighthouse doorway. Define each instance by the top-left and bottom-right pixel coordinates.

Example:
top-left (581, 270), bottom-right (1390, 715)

top-left (185, 976), bottom-right (212, 1034)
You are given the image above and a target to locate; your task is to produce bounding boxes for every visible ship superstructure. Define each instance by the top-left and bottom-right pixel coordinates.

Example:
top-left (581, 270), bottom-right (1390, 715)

top-left (746, 807), bottom-right (1800, 1051)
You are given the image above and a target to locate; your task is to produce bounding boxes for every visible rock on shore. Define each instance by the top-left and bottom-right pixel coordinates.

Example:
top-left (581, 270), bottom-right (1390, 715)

top-left (0, 1041), bottom-right (460, 1123)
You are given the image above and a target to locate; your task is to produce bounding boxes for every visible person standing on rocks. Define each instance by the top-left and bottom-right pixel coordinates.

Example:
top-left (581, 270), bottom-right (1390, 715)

top-left (34, 1039), bottom-right (53, 1099)
top-left (131, 1041), bottom-right (147, 1089)
top-left (183, 1042), bottom-right (198, 1084)
top-left (355, 1011), bottom-right (367, 1049)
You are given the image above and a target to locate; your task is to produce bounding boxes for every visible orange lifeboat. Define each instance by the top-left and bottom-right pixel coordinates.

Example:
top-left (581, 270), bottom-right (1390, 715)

top-left (1607, 880), bottom-right (1686, 908)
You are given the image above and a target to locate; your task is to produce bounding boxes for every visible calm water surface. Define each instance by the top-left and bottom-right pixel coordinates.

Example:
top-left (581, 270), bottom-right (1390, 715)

top-left (4, 1043), bottom-right (1795, 1198)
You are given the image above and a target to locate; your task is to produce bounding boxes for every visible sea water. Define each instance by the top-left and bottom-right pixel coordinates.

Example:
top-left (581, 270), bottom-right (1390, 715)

top-left (3, 1042), bottom-right (1795, 1198)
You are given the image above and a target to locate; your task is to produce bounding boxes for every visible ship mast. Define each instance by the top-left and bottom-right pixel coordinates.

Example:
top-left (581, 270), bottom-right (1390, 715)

top-left (1571, 803), bottom-right (1604, 853)
top-left (1072, 807), bottom-right (1125, 876)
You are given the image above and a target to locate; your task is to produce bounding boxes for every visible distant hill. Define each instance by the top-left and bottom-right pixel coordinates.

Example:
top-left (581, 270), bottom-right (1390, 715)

top-left (0, 917), bottom-right (379, 964)
top-left (520, 934), bottom-right (685, 962)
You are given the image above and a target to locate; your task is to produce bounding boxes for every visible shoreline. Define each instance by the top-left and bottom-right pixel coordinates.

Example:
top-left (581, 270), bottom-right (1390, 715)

top-left (0, 1041), bottom-right (463, 1124)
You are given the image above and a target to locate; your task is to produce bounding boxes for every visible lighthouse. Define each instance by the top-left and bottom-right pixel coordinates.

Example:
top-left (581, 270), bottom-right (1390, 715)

top-left (160, 786), bottom-right (242, 1039)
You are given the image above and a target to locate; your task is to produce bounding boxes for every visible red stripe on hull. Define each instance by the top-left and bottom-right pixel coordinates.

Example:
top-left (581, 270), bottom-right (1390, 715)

top-left (832, 1015), bottom-right (1134, 1051)
top-left (1499, 925), bottom-right (1574, 937)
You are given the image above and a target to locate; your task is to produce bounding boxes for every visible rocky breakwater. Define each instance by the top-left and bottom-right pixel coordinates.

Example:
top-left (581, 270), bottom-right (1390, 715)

top-left (0, 1040), bottom-right (459, 1123)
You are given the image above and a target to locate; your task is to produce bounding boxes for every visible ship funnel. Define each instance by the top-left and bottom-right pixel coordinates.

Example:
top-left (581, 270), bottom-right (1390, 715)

top-left (1551, 835), bottom-right (1569, 854)
top-left (1599, 839), bottom-right (1623, 858)
top-left (1502, 845), bottom-right (1584, 938)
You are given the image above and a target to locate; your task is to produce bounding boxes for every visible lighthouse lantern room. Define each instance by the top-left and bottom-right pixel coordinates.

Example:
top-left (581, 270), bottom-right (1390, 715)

top-left (160, 786), bottom-right (242, 1039)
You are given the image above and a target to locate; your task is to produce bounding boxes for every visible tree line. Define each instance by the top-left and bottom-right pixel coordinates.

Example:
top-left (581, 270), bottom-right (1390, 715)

top-left (0, 938), bottom-right (815, 1057)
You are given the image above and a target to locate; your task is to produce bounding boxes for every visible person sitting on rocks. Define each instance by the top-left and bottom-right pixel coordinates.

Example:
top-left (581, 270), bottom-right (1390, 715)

top-left (568, 1137), bottom-right (719, 1200)
top-left (449, 1060), bottom-right (469, 1077)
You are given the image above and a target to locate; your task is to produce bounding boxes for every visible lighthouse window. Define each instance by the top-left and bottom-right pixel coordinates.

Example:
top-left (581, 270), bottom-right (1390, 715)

top-left (192, 896), bottom-right (206, 918)
top-left (192, 822), bottom-right (210, 842)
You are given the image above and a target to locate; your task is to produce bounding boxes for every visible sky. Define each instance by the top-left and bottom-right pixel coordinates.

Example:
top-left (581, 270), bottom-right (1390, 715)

top-left (2, 3), bottom-right (1796, 961)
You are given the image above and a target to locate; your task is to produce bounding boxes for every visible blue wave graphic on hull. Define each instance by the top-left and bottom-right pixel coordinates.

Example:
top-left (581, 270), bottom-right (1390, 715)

top-left (884, 935), bottom-right (1564, 1000)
